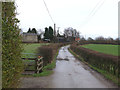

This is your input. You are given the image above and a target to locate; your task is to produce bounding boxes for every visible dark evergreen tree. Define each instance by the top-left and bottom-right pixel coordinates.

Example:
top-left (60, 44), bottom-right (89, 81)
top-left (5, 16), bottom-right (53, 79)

top-left (49, 26), bottom-right (53, 40)
top-left (44, 27), bottom-right (49, 39)
top-left (27, 28), bottom-right (31, 33)
top-left (31, 28), bottom-right (37, 34)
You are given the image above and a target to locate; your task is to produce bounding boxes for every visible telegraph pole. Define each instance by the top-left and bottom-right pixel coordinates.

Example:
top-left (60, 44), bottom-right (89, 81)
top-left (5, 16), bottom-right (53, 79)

top-left (54, 23), bottom-right (56, 36)
top-left (53, 23), bottom-right (56, 43)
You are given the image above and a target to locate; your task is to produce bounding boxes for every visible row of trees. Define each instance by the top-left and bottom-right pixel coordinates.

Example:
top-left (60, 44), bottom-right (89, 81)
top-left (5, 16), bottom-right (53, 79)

top-left (80, 36), bottom-right (119, 45)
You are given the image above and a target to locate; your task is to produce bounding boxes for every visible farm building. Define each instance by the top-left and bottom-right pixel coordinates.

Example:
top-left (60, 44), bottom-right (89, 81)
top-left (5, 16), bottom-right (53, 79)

top-left (57, 36), bottom-right (65, 43)
top-left (21, 33), bottom-right (38, 43)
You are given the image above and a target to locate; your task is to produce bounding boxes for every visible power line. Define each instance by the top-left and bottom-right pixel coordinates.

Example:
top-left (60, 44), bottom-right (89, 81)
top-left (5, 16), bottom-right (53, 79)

top-left (80, 0), bottom-right (106, 28)
top-left (90, 0), bottom-right (106, 17)
top-left (42, 0), bottom-right (55, 23)
top-left (89, 0), bottom-right (103, 16)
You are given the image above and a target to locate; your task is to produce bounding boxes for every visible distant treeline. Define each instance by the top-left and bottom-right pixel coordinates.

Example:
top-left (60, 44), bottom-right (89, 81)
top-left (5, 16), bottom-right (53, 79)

top-left (79, 36), bottom-right (119, 45)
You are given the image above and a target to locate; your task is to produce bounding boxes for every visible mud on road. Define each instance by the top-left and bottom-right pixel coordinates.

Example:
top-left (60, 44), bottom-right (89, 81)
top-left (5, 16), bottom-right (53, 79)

top-left (20, 45), bottom-right (118, 88)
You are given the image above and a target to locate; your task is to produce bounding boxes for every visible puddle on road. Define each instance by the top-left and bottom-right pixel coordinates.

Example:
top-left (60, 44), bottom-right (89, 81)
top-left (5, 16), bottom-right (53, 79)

top-left (57, 58), bottom-right (69, 61)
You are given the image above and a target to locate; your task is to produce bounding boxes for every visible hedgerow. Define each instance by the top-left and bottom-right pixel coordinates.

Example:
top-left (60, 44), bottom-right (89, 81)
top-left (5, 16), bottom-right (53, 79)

top-left (38, 43), bottom-right (67, 66)
top-left (78, 40), bottom-right (119, 45)
top-left (70, 45), bottom-right (119, 78)
top-left (2, 2), bottom-right (23, 88)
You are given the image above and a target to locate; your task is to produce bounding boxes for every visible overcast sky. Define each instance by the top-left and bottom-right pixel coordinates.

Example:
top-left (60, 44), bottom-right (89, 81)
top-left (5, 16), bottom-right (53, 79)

top-left (16, 0), bottom-right (118, 39)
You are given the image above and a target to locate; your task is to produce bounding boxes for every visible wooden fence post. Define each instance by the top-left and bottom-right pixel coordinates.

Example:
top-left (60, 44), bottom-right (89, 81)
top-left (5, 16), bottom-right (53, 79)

top-left (35, 56), bottom-right (43, 74)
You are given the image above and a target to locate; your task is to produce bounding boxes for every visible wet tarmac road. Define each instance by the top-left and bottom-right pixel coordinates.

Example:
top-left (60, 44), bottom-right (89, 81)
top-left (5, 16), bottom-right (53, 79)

top-left (20, 45), bottom-right (117, 88)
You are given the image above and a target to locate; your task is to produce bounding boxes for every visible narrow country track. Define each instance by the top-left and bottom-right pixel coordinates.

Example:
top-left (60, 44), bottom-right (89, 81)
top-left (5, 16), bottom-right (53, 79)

top-left (20, 45), bottom-right (117, 88)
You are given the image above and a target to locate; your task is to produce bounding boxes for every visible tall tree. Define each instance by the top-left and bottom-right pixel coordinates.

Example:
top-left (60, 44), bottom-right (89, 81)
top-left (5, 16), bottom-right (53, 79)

top-left (44, 27), bottom-right (49, 39)
top-left (27, 28), bottom-right (31, 33)
top-left (31, 28), bottom-right (37, 34)
top-left (64, 27), bottom-right (80, 38)
top-left (49, 26), bottom-right (53, 40)
top-left (64, 27), bottom-right (80, 42)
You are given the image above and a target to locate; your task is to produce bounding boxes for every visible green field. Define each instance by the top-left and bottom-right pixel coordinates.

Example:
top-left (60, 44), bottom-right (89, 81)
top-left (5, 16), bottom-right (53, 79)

top-left (81, 44), bottom-right (119, 56)
top-left (22, 43), bottom-right (49, 58)
top-left (22, 43), bottom-right (49, 71)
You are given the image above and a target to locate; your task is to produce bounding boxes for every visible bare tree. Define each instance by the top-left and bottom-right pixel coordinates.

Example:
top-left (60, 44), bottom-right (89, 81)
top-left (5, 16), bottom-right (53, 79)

top-left (95, 36), bottom-right (105, 41)
top-left (64, 27), bottom-right (80, 38)
top-left (38, 29), bottom-right (44, 40)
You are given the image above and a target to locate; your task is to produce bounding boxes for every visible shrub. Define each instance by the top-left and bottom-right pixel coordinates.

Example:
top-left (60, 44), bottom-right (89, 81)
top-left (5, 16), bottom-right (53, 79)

top-left (38, 46), bottom-right (53, 65)
top-left (38, 43), bottom-right (68, 66)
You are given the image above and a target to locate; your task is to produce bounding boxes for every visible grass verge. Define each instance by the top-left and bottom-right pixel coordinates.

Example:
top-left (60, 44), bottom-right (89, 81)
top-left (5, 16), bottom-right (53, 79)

top-left (68, 48), bottom-right (119, 86)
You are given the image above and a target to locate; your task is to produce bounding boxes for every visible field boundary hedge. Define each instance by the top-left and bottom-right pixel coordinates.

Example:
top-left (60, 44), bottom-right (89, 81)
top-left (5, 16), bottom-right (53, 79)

top-left (78, 41), bottom-right (119, 45)
top-left (70, 45), bottom-right (120, 78)
top-left (38, 43), bottom-right (68, 66)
